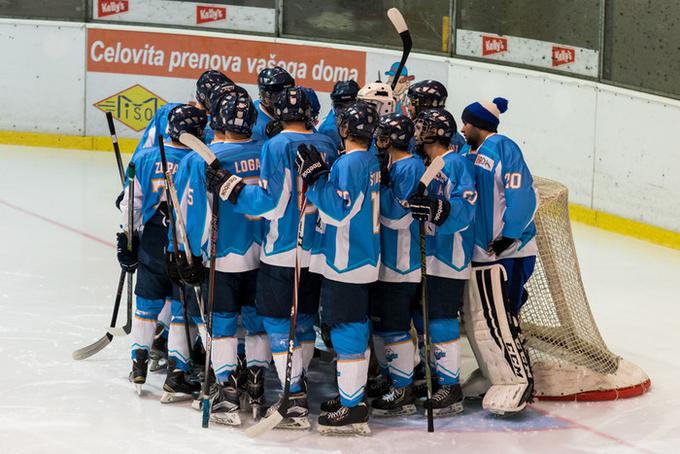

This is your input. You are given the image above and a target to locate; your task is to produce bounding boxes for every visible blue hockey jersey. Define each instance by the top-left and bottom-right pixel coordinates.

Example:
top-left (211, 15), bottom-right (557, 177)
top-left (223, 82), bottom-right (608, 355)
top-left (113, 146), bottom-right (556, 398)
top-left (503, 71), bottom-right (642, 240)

top-left (462, 133), bottom-right (538, 262)
top-left (424, 150), bottom-right (477, 279)
top-left (251, 100), bottom-right (277, 143)
top-left (176, 139), bottom-right (264, 272)
top-left (379, 154), bottom-right (425, 283)
top-left (120, 143), bottom-right (193, 232)
top-left (406, 131), bottom-right (468, 156)
top-left (134, 103), bottom-right (215, 155)
top-left (318, 109), bottom-right (341, 150)
top-left (234, 129), bottom-right (338, 268)
top-left (308, 148), bottom-right (381, 284)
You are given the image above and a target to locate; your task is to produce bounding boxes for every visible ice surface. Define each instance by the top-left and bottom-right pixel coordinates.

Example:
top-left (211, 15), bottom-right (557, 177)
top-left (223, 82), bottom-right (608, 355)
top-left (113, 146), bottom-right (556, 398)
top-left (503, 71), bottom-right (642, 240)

top-left (1, 145), bottom-right (679, 453)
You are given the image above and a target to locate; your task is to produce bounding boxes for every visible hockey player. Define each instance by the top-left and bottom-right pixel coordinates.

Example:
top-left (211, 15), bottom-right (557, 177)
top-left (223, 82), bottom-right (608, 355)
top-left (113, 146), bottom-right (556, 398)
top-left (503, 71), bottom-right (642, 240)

top-left (296, 101), bottom-right (381, 435)
top-left (318, 80), bottom-right (360, 149)
top-left (406, 80), bottom-right (467, 152)
top-left (301, 87), bottom-right (321, 128)
top-left (117, 104), bottom-right (207, 400)
top-left (459, 97), bottom-right (537, 415)
top-left (406, 108), bottom-right (477, 417)
top-left (204, 86), bottom-right (338, 430)
top-left (175, 91), bottom-right (270, 425)
top-left (252, 66), bottom-right (295, 141)
top-left (369, 113), bottom-right (425, 417)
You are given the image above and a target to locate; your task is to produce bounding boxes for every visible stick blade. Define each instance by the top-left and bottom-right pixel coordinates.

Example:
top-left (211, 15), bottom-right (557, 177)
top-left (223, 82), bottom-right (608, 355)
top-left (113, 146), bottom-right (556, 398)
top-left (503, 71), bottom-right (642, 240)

top-left (106, 325), bottom-right (130, 337)
top-left (179, 133), bottom-right (218, 165)
top-left (387, 8), bottom-right (408, 33)
top-left (245, 411), bottom-right (284, 438)
top-left (417, 155), bottom-right (446, 194)
top-left (72, 334), bottom-right (112, 360)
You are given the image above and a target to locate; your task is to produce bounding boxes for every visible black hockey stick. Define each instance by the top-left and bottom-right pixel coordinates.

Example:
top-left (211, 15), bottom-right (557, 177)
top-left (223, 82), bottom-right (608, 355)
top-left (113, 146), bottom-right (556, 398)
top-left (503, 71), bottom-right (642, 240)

top-left (72, 113), bottom-right (131, 359)
top-left (416, 155), bottom-right (445, 433)
top-left (387, 8), bottom-right (412, 91)
top-left (159, 138), bottom-right (194, 364)
top-left (246, 186), bottom-right (307, 438)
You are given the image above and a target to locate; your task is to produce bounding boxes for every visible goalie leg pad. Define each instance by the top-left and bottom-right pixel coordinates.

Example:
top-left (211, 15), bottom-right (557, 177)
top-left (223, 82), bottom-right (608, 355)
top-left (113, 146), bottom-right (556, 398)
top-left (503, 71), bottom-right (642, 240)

top-left (465, 265), bottom-right (533, 414)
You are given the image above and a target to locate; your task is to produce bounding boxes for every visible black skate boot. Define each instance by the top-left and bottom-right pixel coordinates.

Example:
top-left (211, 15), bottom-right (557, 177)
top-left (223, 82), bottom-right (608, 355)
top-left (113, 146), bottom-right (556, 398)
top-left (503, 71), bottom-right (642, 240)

top-left (413, 362), bottom-right (439, 399)
top-left (366, 374), bottom-right (391, 399)
top-left (161, 360), bottom-right (201, 404)
top-left (210, 374), bottom-right (241, 426)
top-left (149, 329), bottom-right (168, 372)
top-left (246, 366), bottom-right (265, 419)
top-left (264, 391), bottom-right (310, 430)
top-left (129, 349), bottom-right (149, 395)
top-left (429, 384), bottom-right (464, 418)
top-left (318, 401), bottom-right (371, 436)
top-left (191, 368), bottom-right (217, 411)
top-left (372, 385), bottom-right (417, 417)
top-left (320, 395), bottom-right (341, 414)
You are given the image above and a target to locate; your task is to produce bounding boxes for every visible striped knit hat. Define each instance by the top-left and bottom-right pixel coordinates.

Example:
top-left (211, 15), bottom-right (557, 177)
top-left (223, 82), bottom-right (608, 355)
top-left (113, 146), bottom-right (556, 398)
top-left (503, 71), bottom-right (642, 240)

top-left (461, 97), bottom-right (509, 132)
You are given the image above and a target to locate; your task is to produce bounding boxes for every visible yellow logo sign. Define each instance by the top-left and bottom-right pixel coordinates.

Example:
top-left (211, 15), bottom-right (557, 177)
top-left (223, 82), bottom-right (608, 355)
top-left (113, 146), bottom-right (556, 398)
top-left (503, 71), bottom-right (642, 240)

top-left (94, 84), bottom-right (167, 132)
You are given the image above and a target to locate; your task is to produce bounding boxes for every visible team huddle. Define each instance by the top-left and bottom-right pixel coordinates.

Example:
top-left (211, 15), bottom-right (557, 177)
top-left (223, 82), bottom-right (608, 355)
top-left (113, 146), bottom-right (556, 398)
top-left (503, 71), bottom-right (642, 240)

top-left (115, 66), bottom-right (538, 435)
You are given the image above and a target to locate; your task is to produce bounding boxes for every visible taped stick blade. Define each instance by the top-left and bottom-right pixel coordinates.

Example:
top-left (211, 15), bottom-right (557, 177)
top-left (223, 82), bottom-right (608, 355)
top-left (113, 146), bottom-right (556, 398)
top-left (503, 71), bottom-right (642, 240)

top-left (387, 8), bottom-right (408, 33)
top-left (417, 156), bottom-right (446, 194)
top-left (179, 133), bottom-right (218, 166)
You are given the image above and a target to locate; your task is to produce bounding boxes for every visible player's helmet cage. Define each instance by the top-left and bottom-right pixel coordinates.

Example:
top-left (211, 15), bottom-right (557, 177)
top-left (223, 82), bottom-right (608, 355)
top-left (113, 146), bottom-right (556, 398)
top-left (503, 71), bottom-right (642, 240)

top-left (196, 70), bottom-right (231, 109)
top-left (273, 86), bottom-right (312, 124)
top-left (407, 80), bottom-right (448, 114)
top-left (167, 105), bottom-right (209, 142)
top-left (206, 82), bottom-right (237, 119)
top-left (357, 82), bottom-right (396, 116)
top-left (213, 92), bottom-right (258, 137)
top-left (257, 66), bottom-right (295, 111)
top-left (414, 108), bottom-right (456, 149)
top-left (336, 101), bottom-right (379, 141)
top-left (374, 113), bottom-right (415, 151)
top-left (331, 80), bottom-right (360, 108)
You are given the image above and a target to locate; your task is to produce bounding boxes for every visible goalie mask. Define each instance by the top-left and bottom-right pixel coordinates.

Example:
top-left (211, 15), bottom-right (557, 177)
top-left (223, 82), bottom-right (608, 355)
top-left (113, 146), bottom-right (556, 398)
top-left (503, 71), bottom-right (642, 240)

top-left (357, 82), bottom-right (396, 116)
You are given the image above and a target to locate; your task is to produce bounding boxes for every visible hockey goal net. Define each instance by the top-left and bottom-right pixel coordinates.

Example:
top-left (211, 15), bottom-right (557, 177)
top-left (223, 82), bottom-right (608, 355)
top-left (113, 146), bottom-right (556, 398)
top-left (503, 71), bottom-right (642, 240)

top-left (520, 177), bottom-right (651, 401)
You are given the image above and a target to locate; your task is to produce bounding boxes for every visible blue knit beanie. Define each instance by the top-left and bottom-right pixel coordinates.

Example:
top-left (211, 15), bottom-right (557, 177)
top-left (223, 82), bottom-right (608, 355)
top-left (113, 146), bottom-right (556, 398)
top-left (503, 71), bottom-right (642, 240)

top-left (461, 97), bottom-right (508, 132)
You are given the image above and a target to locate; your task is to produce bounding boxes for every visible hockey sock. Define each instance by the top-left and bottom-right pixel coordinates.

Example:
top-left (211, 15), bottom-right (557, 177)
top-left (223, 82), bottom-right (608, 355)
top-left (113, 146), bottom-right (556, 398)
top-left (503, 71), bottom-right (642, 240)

top-left (211, 312), bottom-right (239, 383)
top-left (296, 313), bottom-right (316, 372)
top-left (240, 305), bottom-right (271, 368)
top-left (332, 320), bottom-right (370, 407)
top-left (371, 334), bottom-right (389, 377)
top-left (263, 316), bottom-right (303, 393)
top-left (131, 297), bottom-right (164, 359)
top-left (430, 318), bottom-right (461, 385)
top-left (168, 299), bottom-right (192, 371)
top-left (157, 298), bottom-right (172, 337)
top-left (377, 331), bottom-right (414, 388)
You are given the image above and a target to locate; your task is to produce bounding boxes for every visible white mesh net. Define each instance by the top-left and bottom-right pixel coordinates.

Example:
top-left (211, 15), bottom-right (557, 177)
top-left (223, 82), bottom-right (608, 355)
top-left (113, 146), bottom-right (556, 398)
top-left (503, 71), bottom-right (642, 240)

top-left (520, 177), bottom-right (650, 400)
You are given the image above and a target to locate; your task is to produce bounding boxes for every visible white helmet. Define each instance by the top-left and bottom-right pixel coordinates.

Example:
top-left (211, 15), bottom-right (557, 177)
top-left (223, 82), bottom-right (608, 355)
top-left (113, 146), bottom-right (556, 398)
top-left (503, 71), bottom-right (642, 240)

top-left (357, 82), bottom-right (396, 116)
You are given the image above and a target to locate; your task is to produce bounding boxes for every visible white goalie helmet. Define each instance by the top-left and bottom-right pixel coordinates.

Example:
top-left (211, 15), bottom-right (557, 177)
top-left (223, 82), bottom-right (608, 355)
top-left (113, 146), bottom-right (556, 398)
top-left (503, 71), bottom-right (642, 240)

top-left (357, 82), bottom-right (396, 116)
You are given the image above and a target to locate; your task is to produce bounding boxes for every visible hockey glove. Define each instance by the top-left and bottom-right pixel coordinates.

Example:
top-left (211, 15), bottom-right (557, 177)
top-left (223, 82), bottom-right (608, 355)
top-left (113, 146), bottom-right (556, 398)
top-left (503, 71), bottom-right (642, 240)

top-left (296, 144), bottom-right (329, 186)
top-left (165, 250), bottom-right (182, 286)
top-left (176, 251), bottom-right (205, 286)
top-left (265, 120), bottom-right (283, 138)
top-left (377, 150), bottom-right (391, 187)
top-left (408, 195), bottom-right (450, 226)
top-left (489, 236), bottom-right (516, 256)
top-left (205, 163), bottom-right (245, 204)
top-left (116, 232), bottom-right (140, 273)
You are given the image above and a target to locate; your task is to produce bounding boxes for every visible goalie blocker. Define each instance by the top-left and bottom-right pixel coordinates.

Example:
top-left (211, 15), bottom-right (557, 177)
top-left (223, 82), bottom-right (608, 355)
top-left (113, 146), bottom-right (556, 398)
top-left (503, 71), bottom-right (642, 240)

top-left (464, 264), bottom-right (533, 415)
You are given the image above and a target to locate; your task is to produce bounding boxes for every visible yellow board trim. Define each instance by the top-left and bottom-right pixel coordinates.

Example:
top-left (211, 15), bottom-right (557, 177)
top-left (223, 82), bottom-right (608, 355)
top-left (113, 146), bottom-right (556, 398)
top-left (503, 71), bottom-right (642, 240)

top-left (569, 203), bottom-right (680, 251)
top-left (442, 16), bottom-right (450, 53)
top-left (0, 130), bottom-right (137, 153)
top-left (1, 130), bottom-right (679, 251)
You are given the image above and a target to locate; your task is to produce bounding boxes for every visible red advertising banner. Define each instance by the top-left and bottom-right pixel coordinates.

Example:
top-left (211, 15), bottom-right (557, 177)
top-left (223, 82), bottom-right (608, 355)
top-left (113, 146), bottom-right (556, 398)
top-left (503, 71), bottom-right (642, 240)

top-left (87, 28), bottom-right (366, 92)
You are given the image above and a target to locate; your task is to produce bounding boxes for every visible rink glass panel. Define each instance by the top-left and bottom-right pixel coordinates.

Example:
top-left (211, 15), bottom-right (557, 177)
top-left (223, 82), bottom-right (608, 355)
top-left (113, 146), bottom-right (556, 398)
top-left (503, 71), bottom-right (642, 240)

top-left (281, 0), bottom-right (451, 53)
top-left (0, 0), bottom-right (87, 21)
top-left (603, 0), bottom-right (680, 98)
top-left (456, 0), bottom-right (601, 50)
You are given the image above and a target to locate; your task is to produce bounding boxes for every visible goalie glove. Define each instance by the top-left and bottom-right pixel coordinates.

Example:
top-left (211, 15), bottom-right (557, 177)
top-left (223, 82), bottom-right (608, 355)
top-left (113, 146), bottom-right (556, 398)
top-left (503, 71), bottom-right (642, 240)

top-left (296, 143), bottom-right (329, 186)
top-left (205, 163), bottom-right (245, 203)
top-left (408, 194), bottom-right (450, 226)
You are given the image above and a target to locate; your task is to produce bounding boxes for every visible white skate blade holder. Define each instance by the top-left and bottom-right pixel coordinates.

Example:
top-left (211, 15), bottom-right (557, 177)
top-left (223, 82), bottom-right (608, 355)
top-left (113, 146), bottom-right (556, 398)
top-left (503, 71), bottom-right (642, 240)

top-left (483, 384), bottom-right (530, 415)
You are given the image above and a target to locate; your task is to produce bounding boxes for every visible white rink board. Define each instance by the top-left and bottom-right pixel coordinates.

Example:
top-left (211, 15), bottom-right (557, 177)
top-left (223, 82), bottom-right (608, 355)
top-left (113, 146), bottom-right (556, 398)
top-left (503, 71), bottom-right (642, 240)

top-left (0, 20), bottom-right (86, 135)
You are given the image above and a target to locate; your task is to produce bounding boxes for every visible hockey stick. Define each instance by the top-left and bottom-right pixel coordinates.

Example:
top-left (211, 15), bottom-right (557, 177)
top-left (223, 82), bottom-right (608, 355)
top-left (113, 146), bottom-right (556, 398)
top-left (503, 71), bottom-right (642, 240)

top-left (72, 113), bottom-right (130, 359)
top-left (108, 163), bottom-right (135, 337)
top-left (416, 155), bottom-right (445, 433)
top-left (159, 139), bottom-right (194, 363)
top-left (387, 8), bottom-right (412, 91)
top-left (246, 187), bottom-right (306, 438)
